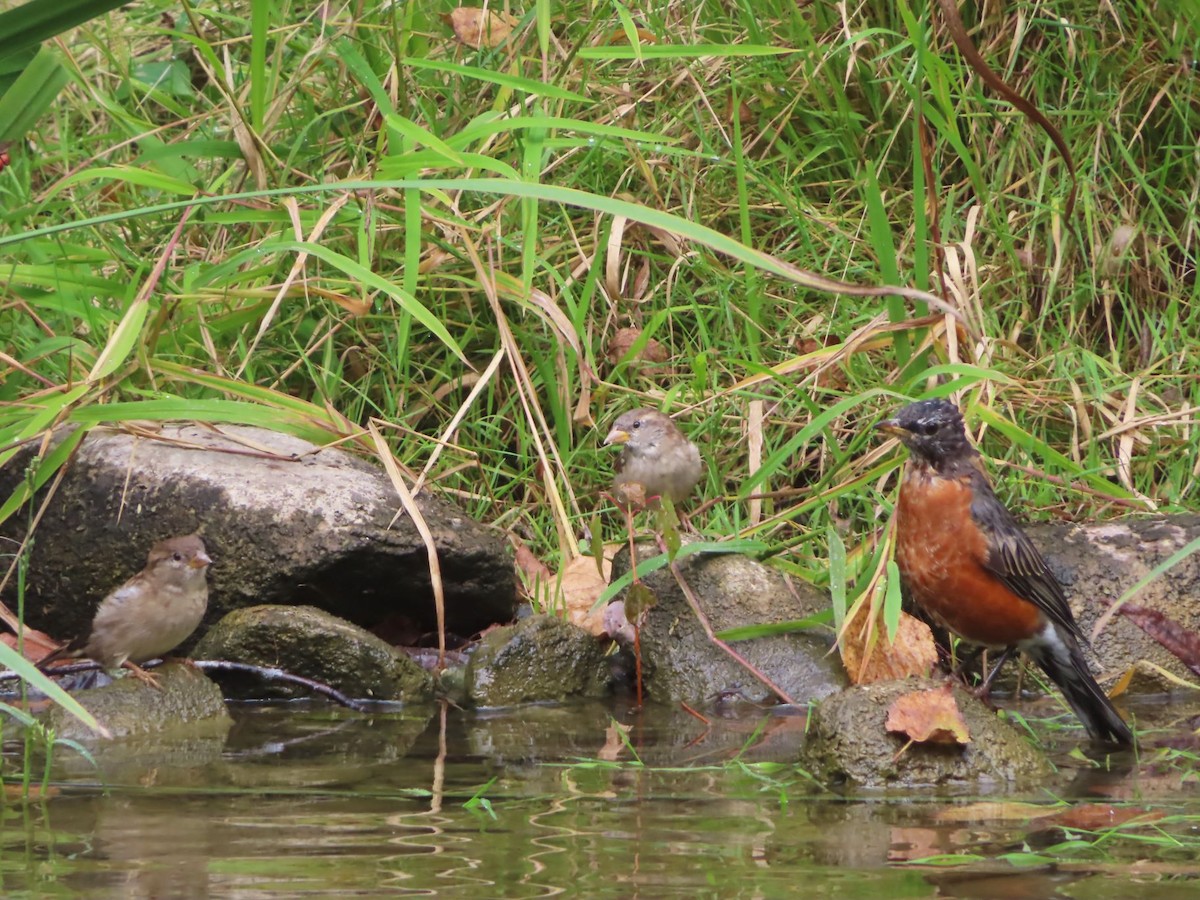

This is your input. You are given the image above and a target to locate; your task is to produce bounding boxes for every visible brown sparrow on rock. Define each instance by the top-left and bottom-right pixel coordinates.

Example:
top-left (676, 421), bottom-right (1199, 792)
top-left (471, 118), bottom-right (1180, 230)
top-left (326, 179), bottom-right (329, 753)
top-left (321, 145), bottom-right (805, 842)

top-left (604, 409), bottom-right (703, 509)
top-left (39, 534), bottom-right (212, 686)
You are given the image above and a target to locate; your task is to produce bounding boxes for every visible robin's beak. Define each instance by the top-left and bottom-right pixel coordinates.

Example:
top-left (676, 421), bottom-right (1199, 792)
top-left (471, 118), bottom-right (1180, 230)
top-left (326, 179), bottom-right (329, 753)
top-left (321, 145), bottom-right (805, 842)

top-left (190, 552), bottom-right (213, 569)
top-left (604, 429), bottom-right (630, 447)
top-left (875, 418), bottom-right (907, 437)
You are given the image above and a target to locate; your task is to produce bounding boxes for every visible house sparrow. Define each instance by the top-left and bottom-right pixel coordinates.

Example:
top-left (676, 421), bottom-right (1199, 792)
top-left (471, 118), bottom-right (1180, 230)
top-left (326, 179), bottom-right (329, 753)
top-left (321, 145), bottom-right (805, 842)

top-left (604, 408), bottom-right (703, 509)
top-left (39, 534), bottom-right (212, 686)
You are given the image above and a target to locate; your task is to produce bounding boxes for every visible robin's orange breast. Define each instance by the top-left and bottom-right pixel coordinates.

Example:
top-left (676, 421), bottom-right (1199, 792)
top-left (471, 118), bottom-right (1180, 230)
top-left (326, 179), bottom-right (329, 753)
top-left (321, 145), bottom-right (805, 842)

top-left (895, 467), bottom-right (1045, 648)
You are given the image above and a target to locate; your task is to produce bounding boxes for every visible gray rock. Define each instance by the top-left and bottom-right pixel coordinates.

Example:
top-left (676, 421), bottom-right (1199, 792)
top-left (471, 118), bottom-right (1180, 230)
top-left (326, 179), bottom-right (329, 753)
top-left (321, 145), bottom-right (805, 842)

top-left (193, 604), bottom-right (434, 702)
top-left (610, 541), bottom-right (845, 705)
top-left (800, 678), bottom-right (1055, 789)
top-left (465, 615), bottom-right (611, 707)
top-left (1, 424), bottom-right (516, 647)
top-left (1020, 515), bottom-right (1200, 692)
top-left (42, 661), bottom-right (231, 741)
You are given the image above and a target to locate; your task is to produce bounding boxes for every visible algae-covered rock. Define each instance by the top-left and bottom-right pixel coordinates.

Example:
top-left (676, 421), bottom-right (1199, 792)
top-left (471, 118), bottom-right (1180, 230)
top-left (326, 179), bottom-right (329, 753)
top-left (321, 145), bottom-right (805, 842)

top-left (799, 678), bottom-right (1056, 789)
top-left (465, 615), bottom-right (610, 707)
top-left (43, 662), bottom-right (231, 742)
top-left (610, 540), bottom-right (845, 705)
top-left (193, 604), bottom-right (433, 702)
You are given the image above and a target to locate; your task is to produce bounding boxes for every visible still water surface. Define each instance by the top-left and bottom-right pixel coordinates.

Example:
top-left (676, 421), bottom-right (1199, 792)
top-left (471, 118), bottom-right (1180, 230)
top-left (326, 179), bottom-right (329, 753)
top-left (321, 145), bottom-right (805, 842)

top-left (3, 697), bottom-right (1196, 898)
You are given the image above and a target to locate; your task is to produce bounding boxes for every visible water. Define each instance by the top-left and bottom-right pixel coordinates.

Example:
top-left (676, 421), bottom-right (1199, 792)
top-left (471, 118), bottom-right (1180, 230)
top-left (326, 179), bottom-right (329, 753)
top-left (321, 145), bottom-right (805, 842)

top-left (3, 697), bottom-right (1196, 898)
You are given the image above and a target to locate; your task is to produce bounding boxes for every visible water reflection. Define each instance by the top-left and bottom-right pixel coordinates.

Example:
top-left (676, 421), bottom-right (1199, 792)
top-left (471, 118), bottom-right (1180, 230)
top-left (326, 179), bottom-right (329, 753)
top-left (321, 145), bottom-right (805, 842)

top-left (0, 696), bottom-right (1193, 897)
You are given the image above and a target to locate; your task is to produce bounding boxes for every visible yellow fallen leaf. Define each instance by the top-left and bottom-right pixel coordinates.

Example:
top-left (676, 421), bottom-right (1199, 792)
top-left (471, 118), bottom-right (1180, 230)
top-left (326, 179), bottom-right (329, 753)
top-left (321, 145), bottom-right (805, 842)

top-left (446, 8), bottom-right (518, 49)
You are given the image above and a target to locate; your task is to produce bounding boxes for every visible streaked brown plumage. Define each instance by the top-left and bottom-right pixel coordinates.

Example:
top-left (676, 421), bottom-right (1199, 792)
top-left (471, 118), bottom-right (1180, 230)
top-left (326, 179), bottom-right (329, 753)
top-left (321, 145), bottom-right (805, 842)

top-left (39, 534), bottom-right (212, 681)
top-left (604, 408), bottom-right (703, 508)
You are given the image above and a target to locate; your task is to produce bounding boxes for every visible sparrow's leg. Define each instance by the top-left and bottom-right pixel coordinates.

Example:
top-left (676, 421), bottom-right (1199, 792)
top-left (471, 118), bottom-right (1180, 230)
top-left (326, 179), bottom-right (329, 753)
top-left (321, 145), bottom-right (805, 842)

top-left (121, 660), bottom-right (164, 691)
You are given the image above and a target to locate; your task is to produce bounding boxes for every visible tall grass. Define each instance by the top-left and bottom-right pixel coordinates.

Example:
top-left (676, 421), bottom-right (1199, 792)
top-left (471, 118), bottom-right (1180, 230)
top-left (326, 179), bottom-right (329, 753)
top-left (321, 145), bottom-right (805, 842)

top-left (0, 0), bottom-right (1195, 605)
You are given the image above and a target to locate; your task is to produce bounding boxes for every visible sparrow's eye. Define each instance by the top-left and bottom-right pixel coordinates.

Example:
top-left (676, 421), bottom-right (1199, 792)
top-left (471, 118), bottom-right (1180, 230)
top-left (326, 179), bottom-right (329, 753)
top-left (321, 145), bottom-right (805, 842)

top-left (172, 552), bottom-right (184, 562)
top-left (631, 420), bottom-right (642, 429)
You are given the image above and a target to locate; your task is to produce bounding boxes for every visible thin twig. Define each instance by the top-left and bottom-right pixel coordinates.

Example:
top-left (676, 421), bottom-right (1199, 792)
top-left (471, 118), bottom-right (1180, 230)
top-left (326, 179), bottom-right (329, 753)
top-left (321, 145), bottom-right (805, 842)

top-left (655, 536), bottom-right (797, 705)
top-left (192, 660), bottom-right (371, 711)
top-left (20, 658), bottom-right (373, 712)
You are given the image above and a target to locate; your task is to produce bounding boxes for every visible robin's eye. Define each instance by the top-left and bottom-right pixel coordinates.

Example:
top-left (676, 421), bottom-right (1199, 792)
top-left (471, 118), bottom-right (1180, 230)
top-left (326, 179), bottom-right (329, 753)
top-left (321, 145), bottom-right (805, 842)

top-left (918, 422), bottom-right (938, 436)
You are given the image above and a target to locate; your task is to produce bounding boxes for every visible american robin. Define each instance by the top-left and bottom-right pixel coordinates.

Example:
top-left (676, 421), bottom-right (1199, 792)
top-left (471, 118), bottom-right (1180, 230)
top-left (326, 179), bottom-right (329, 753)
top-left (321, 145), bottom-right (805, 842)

top-left (39, 534), bottom-right (212, 687)
top-left (876, 399), bottom-right (1133, 745)
top-left (604, 408), bottom-right (703, 510)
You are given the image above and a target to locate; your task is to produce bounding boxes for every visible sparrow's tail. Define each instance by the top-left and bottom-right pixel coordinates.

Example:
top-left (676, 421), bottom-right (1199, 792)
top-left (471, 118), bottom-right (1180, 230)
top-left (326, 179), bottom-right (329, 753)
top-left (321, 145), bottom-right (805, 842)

top-left (1024, 626), bottom-right (1134, 747)
top-left (36, 642), bottom-right (82, 670)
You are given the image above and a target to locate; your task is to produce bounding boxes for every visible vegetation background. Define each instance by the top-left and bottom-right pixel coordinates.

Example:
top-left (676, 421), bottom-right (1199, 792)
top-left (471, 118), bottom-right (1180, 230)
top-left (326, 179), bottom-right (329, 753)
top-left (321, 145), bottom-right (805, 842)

top-left (1, 0), bottom-right (1196, 621)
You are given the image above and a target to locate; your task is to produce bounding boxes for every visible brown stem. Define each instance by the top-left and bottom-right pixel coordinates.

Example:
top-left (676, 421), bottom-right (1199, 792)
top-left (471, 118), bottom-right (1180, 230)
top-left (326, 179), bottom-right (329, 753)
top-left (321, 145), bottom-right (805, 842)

top-left (655, 535), bottom-right (797, 705)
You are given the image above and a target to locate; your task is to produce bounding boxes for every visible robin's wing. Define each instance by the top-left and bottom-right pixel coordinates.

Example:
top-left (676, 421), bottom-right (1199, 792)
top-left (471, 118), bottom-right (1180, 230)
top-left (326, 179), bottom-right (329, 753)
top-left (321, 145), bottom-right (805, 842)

top-left (965, 466), bottom-right (1086, 644)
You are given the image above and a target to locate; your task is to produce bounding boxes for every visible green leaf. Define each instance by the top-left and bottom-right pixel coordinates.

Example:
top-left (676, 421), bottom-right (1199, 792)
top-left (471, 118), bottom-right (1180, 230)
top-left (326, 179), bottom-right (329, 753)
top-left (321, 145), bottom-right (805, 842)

top-left (46, 165), bottom-right (199, 199)
top-left (66, 398), bottom-right (341, 445)
top-left (263, 239), bottom-right (468, 365)
top-left (249, 0), bottom-right (269, 131)
top-left (0, 0), bottom-right (130, 65)
top-left (88, 295), bottom-right (150, 381)
top-left (827, 525), bottom-right (847, 632)
top-left (716, 611), bottom-right (833, 641)
top-left (577, 44), bottom-right (798, 60)
top-left (0, 642), bottom-right (110, 738)
top-left (0, 423), bottom-right (88, 526)
top-left (334, 36), bottom-right (394, 119)
top-left (884, 560), bottom-right (903, 643)
top-left (0, 46), bottom-right (69, 142)
top-left (384, 113), bottom-right (465, 164)
top-left (624, 582), bottom-right (658, 620)
top-left (403, 58), bottom-right (587, 102)
top-left (595, 540), bottom-right (769, 608)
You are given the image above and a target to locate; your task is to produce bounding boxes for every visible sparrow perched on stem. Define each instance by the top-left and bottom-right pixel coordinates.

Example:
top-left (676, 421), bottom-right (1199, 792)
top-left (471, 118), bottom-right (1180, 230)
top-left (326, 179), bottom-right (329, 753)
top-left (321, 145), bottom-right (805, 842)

top-left (604, 408), bottom-right (703, 510)
top-left (877, 399), bottom-right (1132, 745)
top-left (39, 534), bottom-right (212, 687)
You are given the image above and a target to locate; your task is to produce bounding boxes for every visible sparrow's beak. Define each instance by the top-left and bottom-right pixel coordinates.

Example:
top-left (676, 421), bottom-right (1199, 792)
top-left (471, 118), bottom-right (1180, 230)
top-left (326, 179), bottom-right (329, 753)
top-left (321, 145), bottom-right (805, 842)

top-left (875, 418), bottom-right (906, 437)
top-left (190, 552), bottom-right (213, 568)
top-left (604, 429), bottom-right (630, 447)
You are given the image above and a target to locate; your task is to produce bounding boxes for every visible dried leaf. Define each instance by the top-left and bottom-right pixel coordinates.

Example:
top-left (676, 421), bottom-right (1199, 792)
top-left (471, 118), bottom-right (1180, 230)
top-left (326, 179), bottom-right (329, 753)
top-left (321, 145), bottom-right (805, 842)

top-left (446, 7), bottom-right (518, 49)
top-left (606, 327), bottom-right (669, 366)
top-left (3, 784), bottom-right (59, 801)
top-left (513, 538), bottom-right (553, 587)
top-left (598, 720), bottom-right (632, 761)
top-left (1, 627), bottom-right (62, 662)
top-left (841, 609), bottom-right (937, 685)
top-left (934, 801), bottom-right (1061, 823)
top-left (886, 684), bottom-right (970, 745)
top-left (545, 552), bottom-right (616, 636)
top-left (1043, 804), bottom-right (1164, 831)
top-left (603, 27), bottom-right (658, 45)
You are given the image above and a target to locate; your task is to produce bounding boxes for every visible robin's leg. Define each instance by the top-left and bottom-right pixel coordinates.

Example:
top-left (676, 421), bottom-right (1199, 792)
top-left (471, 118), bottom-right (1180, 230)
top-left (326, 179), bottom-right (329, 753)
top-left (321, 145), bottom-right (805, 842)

top-left (974, 647), bottom-right (1015, 700)
top-left (950, 644), bottom-right (988, 684)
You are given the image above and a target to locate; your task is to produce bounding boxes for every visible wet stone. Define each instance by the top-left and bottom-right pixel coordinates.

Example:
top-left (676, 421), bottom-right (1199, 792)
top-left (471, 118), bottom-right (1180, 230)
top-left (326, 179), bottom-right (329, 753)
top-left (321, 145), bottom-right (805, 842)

top-left (465, 615), bottom-right (611, 707)
top-left (194, 604), bottom-right (434, 702)
top-left (610, 540), bottom-right (846, 705)
top-left (42, 661), bottom-right (231, 742)
top-left (799, 678), bottom-right (1056, 790)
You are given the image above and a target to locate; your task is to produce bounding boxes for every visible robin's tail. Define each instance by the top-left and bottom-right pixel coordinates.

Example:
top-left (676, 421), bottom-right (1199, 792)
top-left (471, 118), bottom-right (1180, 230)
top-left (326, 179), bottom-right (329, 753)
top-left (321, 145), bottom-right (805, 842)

top-left (1023, 626), bottom-right (1134, 746)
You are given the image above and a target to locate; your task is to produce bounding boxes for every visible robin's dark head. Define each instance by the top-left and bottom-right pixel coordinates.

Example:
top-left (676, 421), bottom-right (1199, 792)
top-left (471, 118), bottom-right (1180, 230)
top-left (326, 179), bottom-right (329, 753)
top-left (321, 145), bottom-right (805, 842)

top-left (876, 398), bottom-right (974, 467)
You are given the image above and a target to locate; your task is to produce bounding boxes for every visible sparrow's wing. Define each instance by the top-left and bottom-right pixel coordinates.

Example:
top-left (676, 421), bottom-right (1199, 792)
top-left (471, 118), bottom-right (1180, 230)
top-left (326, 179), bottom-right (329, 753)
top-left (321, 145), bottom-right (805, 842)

top-left (87, 576), bottom-right (147, 629)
